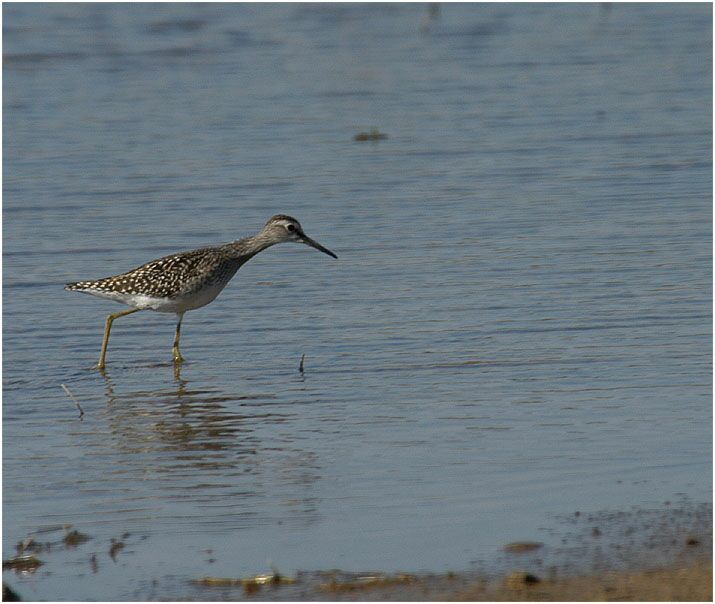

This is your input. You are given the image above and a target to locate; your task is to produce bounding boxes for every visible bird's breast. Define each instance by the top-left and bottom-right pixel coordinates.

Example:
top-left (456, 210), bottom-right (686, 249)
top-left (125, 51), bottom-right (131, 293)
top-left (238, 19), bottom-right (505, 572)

top-left (158, 260), bottom-right (240, 313)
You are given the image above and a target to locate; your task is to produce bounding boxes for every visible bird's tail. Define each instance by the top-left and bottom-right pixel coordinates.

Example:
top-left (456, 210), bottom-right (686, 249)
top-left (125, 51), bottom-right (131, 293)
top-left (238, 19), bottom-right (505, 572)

top-left (65, 281), bottom-right (92, 291)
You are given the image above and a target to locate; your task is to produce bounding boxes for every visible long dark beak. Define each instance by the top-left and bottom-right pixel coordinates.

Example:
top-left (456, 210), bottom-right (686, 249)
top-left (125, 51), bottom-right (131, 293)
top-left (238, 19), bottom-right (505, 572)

top-left (301, 234), bottom-right (338, 259)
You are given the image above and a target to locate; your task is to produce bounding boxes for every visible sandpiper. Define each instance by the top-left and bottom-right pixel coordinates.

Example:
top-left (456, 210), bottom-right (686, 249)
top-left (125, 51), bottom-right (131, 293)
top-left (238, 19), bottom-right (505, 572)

top-left (65, 215), bottom-right (337, 369)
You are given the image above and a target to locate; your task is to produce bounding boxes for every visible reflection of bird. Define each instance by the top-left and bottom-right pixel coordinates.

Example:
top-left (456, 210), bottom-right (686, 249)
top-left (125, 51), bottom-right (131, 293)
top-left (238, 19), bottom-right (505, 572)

top-left (66, 215), bottom-right (337, 369)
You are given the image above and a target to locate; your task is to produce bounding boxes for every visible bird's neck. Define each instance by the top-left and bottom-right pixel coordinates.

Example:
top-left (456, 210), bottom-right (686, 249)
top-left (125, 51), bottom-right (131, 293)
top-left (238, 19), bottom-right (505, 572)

top-left (225, 232), bottom-right (277, 263)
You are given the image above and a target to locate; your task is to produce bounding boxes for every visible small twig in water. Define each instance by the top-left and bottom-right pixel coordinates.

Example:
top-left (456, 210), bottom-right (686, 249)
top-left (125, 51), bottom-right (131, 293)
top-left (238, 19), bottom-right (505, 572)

top-left (299, 354), bottom-right (305, 375)
top-left (61, 384), bottom-right (84, 420)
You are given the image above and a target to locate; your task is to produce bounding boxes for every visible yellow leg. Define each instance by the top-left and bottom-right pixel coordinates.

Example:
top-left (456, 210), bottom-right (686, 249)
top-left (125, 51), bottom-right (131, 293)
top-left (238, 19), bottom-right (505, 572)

top-left (97, 308), bottom-right (140, 370)
top-left (172, 313), bottom-right (185, 363)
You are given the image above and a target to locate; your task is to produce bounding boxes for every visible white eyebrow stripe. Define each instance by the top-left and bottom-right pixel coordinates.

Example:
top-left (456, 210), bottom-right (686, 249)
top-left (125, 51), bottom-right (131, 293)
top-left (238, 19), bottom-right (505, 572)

top-left (275, 220), bottom-right (301, 231)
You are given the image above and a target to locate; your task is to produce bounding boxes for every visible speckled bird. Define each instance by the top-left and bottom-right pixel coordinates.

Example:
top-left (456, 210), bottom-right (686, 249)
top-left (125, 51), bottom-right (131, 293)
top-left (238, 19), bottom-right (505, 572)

top-left (65, 215), bottom-right (337, 370)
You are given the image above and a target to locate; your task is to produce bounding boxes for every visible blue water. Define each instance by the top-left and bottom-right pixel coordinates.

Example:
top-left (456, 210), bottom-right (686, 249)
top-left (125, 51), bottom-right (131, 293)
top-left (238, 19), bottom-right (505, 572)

top-left (3, 3), bottom-right (712, 600)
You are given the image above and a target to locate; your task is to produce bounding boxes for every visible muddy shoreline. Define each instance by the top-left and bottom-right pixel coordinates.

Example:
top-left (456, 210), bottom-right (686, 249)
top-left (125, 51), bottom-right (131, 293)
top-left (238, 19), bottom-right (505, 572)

top-left (3, 502), bottom-right (711, 601)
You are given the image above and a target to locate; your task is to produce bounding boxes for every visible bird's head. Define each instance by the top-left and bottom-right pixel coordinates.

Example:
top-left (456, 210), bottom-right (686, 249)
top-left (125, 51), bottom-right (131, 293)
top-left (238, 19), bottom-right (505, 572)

top-left (261, 214), bottom-right (337, 258)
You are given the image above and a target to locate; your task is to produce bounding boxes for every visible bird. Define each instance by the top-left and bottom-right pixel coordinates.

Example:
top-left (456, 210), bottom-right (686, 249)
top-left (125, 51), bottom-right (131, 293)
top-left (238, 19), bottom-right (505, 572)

top-left (65, 214), bottom-right (337, 370)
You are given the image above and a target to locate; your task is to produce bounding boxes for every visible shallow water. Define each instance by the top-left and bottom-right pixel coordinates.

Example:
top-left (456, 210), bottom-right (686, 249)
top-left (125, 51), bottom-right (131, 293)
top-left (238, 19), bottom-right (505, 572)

top-left (3, 3), bottom-right (712, 600)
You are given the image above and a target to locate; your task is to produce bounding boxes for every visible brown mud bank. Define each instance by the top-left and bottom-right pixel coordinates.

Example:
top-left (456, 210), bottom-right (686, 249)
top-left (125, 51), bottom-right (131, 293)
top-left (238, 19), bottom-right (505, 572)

top-left (184, 557), bottom-right (712, 602)
top-left (451, 558), bottom-right (712, 601)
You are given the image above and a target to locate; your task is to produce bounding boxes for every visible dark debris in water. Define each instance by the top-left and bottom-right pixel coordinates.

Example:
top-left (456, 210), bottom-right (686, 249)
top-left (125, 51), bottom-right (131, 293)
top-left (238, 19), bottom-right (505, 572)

top-left (317, 571), bottom-right (417, 592)
top-left (109, 539), bottom-right (125, 562)
top-left (63, 529), bottom-right (91, 548)
top-left (503, 541), bottom-right (543, 554)
top-left (15, 538), bottom-right (47, 555)
top-left (14, 525), bottom-right (92, 555)
top-left (353, 128), bottom-right (388, 142)
top-left (685, 536), bottom-right (701, 546)
top-left (192, 572), bottom-right (296, 595)
top-left (8, 523), bottom-right (145, 582)
top-left (2, 555), bottom-right (43, 574)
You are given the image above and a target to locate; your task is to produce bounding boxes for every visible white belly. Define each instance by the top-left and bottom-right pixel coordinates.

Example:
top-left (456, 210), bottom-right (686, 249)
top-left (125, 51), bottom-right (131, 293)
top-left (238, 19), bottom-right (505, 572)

top-left (82, 282), bottom-right (228, 314)
top-left (169, 282), bottom-right (228, 313)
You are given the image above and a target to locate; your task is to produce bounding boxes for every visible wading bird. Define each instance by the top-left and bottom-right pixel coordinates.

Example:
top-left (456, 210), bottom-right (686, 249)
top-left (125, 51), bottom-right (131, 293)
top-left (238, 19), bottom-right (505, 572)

top-left (65, 215), bottom-right (337, 370)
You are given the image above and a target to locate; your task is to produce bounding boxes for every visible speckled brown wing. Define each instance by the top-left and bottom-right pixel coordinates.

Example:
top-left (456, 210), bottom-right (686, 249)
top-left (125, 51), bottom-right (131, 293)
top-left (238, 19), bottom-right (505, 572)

top-left (65, 246), bottom-right (229, 299)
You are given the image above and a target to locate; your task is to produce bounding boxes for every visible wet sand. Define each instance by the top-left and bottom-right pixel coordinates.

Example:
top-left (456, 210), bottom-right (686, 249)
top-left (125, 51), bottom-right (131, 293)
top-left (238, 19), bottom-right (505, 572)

top-left (451, 559), bottom-right (712, 601)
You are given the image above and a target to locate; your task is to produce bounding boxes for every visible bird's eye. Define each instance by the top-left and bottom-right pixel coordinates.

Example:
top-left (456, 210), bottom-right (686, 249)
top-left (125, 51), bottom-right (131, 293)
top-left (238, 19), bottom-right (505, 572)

top-left (287, 224), bottom-right (296, 232)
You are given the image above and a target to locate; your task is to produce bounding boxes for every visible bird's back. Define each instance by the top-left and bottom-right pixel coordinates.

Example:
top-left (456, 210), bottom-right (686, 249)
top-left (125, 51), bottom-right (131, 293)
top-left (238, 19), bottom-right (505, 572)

top-left (65, 245), bottom-right (243, 311)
